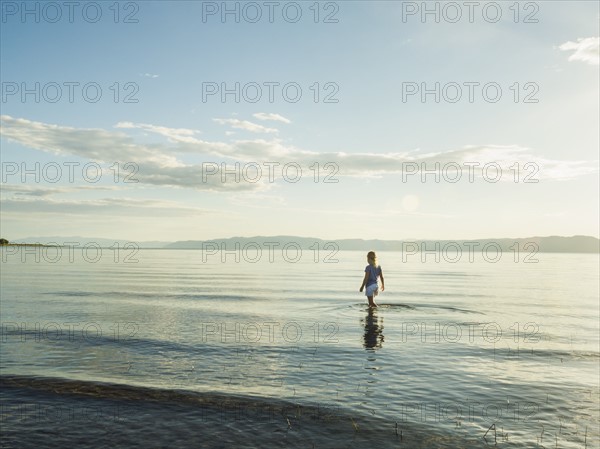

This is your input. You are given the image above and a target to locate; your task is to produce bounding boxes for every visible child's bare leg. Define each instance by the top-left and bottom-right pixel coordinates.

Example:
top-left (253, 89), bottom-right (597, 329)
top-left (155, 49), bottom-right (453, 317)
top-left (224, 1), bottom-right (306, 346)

top-left (367, 295), bottom-right (377, 307)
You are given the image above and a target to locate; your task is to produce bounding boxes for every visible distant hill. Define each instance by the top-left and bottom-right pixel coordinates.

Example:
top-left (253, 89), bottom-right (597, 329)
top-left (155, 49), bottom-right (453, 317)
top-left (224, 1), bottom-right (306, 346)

top-left (12, 236), bottom-right (169, 249)
top-left (165, 235), bottom-right (599, 253)
top-left (10, 235), bottom-right (598, 252)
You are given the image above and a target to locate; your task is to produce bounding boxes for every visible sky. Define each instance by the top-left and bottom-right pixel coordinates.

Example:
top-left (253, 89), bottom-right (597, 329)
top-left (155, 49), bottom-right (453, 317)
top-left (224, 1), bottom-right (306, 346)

top-left (0, 0), bottom-right (598, 242)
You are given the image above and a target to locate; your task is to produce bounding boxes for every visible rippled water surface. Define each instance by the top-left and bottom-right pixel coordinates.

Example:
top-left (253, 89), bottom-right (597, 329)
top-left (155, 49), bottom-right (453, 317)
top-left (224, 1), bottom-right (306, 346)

top-left (1, 249), bottom-right (598, 448)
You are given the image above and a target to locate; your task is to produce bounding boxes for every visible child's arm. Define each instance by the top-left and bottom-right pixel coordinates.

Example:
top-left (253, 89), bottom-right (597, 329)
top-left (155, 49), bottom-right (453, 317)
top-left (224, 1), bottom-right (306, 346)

top-left (359, 272), bottom-right (369, 292)
top-left (379, 268), bottom-right (385, 291)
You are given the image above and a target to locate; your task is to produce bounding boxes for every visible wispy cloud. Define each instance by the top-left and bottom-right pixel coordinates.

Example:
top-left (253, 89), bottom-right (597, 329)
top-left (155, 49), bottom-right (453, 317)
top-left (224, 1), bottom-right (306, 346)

top-left (140, 73), bottom-right (159, 78)
top-left (559, 37), bottom-right (599, 65)
top-left (0, 197), bottom-right (221, 217)
top-left (1, 116), bottom-right (596, 193)
top-left (1, 115), bottom-right (180, 167)
top-left (228, 192), bottom-right (287, 208)
top-left (252, 113), bottom-right (291, 124)
top-left (1, 184), bottom-right (120, 197)
top-left (115, 121), bottom-right (203, 143)
top-left (0, 115), bottom-right (262, 192)
top-left (214, 118), bottom-right (278, 134)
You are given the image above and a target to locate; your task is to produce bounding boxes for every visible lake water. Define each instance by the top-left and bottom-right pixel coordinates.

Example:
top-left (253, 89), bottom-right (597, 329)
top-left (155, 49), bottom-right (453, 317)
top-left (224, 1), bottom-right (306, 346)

top-left (1, 247), bottom-right (598, 448)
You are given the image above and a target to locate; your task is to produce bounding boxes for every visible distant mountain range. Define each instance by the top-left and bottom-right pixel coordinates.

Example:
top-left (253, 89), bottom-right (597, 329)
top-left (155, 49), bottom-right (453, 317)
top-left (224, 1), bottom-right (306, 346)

top-left (10, 235), bottom-right (600, 253)
top-left (11, 236), bottom-right (170, 249)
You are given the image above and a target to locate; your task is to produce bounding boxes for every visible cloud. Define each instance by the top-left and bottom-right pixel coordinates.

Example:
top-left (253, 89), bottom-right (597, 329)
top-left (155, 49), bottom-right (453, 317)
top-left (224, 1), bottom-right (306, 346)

top-left (141, 73), bottom-right (159, 78)
top-left (115, 121), bottom-right (203, 143)
top-left (1, 116), bottom-right (596, 192)
top-left (0, 197), bottom-right (219, 217)
top-left (214, 118), bottom-right (278, 134)
top-left (0, 115), bottom-right (264, 192)
top-left (228, 192), bottom-right (287, 208)
top-left (252, 113), bottom-right (291, 124)
top-left (1, 185), bottom-right (66, 197)
top-left (559, 37), bottom-right (599, 65)
top-left (0, 115), bottom-right (180, 167)
top-left (0, 184), bottom-right (119, 197)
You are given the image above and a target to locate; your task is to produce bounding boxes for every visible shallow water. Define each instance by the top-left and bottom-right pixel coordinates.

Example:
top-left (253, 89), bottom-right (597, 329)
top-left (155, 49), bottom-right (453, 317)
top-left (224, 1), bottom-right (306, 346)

top-left (1, 249), bottom-right (598, 448)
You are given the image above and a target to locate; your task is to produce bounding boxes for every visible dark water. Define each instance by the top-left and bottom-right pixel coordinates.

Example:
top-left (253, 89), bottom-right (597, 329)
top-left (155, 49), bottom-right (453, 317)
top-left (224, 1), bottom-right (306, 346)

top-left (1, 249), bottom-right (598, 448)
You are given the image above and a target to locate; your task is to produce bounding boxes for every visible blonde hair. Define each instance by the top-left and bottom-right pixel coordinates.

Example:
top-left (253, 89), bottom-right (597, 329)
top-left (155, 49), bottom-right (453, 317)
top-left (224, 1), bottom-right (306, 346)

top-left (367, 251), bottom-right (378, 267)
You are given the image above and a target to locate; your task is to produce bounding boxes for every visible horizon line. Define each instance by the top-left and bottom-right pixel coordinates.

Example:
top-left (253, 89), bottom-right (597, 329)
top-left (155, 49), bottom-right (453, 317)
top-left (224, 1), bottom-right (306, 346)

top-left (6, 234), bottom-right (600, 243)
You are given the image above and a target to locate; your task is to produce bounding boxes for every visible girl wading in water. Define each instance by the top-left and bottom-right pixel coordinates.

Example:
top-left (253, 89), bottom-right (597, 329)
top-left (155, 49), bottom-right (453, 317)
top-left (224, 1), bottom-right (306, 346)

top-left (359, 251), bottom-right (384, 308)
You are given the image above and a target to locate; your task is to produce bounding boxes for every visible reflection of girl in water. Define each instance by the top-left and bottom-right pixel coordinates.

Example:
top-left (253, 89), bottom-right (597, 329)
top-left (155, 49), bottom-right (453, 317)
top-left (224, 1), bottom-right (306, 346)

top-left (359, 251), bottom-right (384, 308)
top-left (363, 308), bottom-right (384, 350)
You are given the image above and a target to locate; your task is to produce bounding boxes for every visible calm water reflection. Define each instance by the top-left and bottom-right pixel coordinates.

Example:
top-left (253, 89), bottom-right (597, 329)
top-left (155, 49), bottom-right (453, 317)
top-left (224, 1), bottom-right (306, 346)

top-left (362, 308), bottom-right (384, 350)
